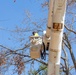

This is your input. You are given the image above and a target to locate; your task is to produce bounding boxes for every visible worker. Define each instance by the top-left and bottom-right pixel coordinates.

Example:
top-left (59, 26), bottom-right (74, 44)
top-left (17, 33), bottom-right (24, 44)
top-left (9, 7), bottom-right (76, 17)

top-left (32, 31), bottom-right (39, 37)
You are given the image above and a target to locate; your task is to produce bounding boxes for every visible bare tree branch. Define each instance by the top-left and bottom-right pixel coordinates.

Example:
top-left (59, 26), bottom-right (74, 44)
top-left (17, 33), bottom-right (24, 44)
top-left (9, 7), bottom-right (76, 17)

top-left (64, 25), bottom-right (76, 34)
top-left (63, 33), bottom-right (76, 70)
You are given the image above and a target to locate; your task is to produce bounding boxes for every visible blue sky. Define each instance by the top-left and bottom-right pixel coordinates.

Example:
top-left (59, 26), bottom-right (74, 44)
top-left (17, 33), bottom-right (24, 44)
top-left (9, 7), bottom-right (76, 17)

top-left (0, 0), bottom-right (48, 75)
top-left (0, 0), bottom-right (48, 48)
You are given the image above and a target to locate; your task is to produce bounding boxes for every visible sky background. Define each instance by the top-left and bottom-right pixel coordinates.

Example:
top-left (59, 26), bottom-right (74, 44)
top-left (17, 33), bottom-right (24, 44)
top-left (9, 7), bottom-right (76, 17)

top-left (0, 0), bottom-right (48, 75)
top-left (0, 0), bottom-right (48, 48)
top-left (0, 0), bottom-right (76, 75)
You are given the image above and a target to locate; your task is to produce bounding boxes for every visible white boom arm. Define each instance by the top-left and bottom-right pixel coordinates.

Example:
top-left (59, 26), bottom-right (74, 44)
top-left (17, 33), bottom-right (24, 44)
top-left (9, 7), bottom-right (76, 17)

top-left (46, 0), bottom-right (54, 38)
top-left (47, 0), bottom-right (67, 75)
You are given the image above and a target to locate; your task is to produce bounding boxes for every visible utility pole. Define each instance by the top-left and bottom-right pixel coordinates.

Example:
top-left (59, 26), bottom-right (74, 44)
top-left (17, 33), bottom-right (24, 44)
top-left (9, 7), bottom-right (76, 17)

top-left (47, 0), bottom-right (67, 75)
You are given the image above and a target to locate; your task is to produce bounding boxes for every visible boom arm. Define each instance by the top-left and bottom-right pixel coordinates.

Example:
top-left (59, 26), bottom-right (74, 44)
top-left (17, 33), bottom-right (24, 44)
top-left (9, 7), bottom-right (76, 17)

top-left (46, 0), bottom-right (54, 38)
top-left (47, 0), bottom-right (67, 75)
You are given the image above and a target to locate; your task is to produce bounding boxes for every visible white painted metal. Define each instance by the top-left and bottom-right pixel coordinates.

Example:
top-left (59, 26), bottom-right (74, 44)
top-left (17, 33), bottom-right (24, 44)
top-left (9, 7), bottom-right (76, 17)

top-left (49, 31), bottom-right (62, 63)
top-left (48, 61), bottom-right (60, 75)
top-left (30, 45), bottom-right (41, 59)
top-left (47, 0), bottom-right (67, 75)
top-left (42, 0), bottom-right (54, 51)
top-left (46, 0), bottom-right (54, 38)
top-left (30, 36), bottom-right (42, 59)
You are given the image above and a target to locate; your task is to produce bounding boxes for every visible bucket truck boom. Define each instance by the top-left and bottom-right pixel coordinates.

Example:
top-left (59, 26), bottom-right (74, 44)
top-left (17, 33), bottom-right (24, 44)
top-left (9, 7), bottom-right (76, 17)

top-left (47, 0), bottom-right (67, 75)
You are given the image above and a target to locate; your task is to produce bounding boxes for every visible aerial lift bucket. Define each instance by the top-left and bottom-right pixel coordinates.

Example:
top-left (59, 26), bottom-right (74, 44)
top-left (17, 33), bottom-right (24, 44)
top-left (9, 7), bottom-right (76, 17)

top-left (30, 36), bottom-right (42, 59)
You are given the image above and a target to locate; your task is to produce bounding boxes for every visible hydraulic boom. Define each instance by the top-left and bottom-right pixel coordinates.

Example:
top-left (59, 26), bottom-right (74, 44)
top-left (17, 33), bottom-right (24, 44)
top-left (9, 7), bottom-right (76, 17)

top-left (47, 0), bottom-right (67, 75)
